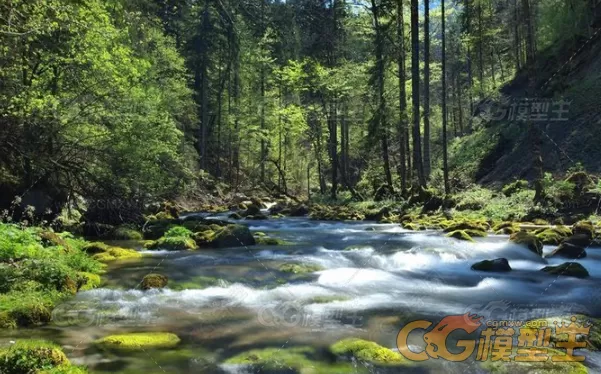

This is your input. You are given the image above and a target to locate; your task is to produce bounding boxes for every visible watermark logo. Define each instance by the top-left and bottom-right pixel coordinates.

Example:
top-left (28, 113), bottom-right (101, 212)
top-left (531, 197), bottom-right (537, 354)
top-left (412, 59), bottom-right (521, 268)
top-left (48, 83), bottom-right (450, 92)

top-left (481, 98), bottom-right (571, 122)
top-left (396, 314), bottom-right (591, 362)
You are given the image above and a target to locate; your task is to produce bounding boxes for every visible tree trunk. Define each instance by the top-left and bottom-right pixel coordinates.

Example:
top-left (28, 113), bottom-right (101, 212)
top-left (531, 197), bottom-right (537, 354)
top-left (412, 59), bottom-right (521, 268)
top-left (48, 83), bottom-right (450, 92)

top-left (423, 0), bottom-right (431, 179)
top-left (372, 0), bottom-right (394, 190)
top-left (411, 0), bottom-right (426, 188)
top-left (442, 0), bottom-right (450, 195)
top-left (396, 0), bottom-right (408, 194)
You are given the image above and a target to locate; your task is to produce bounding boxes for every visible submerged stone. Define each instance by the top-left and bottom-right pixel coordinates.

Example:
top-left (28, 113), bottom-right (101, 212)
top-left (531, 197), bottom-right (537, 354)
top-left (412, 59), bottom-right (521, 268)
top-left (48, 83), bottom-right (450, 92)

top-left (95, 332), bottom-right (180, 350)
top-left (541, 262), bottom-right (589, 278)
top-left (279, 263), bottom-right (324, 274)
top-left (141, 274), bottom-right (168, 290)
top-left (471, 258), bottom-right (512, 272)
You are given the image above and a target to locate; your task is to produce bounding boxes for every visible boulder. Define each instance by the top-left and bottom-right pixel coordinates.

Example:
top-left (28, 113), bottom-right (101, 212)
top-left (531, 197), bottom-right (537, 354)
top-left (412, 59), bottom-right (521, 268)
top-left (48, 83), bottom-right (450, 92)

top-left (211, 224), bottom-right (255, 248)
top-left (471, 258), bottom-right (512, 272)
top-left (242, 204), bottom-right (262, 217)
top-left (510, 232), bottom-right (543, 256)
top-left (541, 262), bottom-right (589, 278)
top-left (141, 274), bottom-right (168, 290)
top-left (289, 204), bottom-right (309, 217)
top-left (547, 242), bottom-right (587, 259)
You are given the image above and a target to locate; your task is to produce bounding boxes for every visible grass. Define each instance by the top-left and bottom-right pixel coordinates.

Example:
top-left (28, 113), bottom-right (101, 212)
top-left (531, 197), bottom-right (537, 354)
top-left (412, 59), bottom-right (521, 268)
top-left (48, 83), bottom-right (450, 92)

top-left (0, 223), bottom-right (105, 329)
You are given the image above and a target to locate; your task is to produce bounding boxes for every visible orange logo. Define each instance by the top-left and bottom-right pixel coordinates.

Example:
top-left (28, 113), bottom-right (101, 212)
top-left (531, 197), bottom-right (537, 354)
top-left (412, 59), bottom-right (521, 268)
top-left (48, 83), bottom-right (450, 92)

top-left (396, 313), bottom-right (483, 362)
top-left (397, 314), bottom-right (591, 363)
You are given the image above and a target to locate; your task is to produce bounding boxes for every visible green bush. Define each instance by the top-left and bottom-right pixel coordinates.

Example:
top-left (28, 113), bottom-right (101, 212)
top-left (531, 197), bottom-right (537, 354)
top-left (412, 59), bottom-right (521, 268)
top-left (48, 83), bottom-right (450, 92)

top-left (164, 226), bottom-right (193, 238)
top-left (0, 340), bottom-right (72, 374)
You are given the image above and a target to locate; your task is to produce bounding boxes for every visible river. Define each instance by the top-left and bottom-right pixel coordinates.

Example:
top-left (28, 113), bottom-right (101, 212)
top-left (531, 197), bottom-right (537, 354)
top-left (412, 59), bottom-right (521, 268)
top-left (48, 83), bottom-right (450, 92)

top-left (3, 212), bottom-right (601, 373)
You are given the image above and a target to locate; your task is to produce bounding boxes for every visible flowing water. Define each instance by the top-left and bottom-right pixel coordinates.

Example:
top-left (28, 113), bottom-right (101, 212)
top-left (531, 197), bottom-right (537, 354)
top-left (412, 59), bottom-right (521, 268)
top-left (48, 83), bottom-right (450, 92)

top-left (2, 213), bottom-right (601, 373)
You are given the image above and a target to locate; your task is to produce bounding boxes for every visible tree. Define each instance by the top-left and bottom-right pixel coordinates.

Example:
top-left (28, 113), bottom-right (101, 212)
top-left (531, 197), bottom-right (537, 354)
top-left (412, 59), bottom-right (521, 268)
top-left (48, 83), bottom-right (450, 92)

top-left (423, 0), bottom-right (431, 178)
top-left (411, 0), bottom-right (426, 188)
top-left (442, 0), bottom-right (450, 195)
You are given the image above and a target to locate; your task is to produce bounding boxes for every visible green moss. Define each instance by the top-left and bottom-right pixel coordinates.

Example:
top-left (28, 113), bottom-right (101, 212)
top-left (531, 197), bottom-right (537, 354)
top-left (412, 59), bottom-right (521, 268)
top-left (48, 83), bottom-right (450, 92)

top-left (279, 263), bottom-right (324, 274)
top-left (95, 332), bottom-right (181, 351)
top-left (111, 225), bottom-right (143, 240)
top-left (330, 338), bottom-right (408, 365)
top-left (510, 231), bottom-right (543, 256)
top-left (164, 226), bottom-right (193, 238)
top-left (92, 246), bottom-right (142, 261)
top-left (481, 347), bottom-right (588, 374)
top-left (76, 272), bottom-right (101, 291)
top-left (0, 340), bottom-right (70, 374)
top-left (536, 227), bottom-right (571, 245)
top-left (141, 274), bottom-right (168, 290)
top-left (446, 230), bottom-right (475, 242)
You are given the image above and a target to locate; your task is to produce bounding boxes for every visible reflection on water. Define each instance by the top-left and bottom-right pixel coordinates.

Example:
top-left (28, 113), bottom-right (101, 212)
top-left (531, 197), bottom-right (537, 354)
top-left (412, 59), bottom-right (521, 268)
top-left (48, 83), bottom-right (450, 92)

top-left (3, 215), bottom-right (601, 373)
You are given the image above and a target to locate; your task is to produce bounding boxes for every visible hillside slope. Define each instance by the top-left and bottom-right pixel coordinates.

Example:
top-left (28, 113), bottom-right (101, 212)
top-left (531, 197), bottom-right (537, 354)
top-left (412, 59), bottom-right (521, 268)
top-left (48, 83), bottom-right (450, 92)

top-left (460, 24), bottom-right (601, 187)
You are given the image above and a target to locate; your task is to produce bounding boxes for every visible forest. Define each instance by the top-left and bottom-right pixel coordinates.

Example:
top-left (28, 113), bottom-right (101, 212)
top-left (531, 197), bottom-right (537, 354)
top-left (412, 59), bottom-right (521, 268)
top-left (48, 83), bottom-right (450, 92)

top-left (1, 0), bottom-right (601, 373)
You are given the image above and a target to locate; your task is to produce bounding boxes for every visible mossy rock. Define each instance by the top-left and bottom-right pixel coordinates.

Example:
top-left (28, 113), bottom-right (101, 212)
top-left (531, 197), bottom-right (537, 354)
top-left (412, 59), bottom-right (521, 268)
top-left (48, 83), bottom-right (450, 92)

top-left (510, 232), bottom-right (543, 256)
top-left (146, 236), bottom-right (197, 251)
top-left (330, 338), bottom-right (408, 365)
top-left (95, 332), bottom-right (181, 351)
top-left (143, 219), bottom-right (179, 240)
top-left (224, 346), bottom-right (359, 373)
top-left (210, 224), bottom-right (255, 248)
top-left (141, 274), bottom-right (168, 290)
top-left (446, 230), bottom-right (475, 242)
top-left (111, 225), bottom-right (143, 240)
top-left (76, 272), bottom-right (101, 291)
top-left (9, 302), bottom-right (52, 327)
top-left (279, 263), bottom-right (324, 274)
top-left (471, 258), bottom-right (512, 272)
top-left (181, 221), bottom-right (211, 233)
top-left (0, 340), bottom-right (71, 374)
top-left (541, 262), bottom-right (589, 278)
top-left (82, 242), bottom-right (109, 255)
top-left (92, 246), bottom-right (142, 261)
top-left (443, 220), bottom-right (489, 233)
top-left (480, 347), bottom-right (588, 374)
top-left (547, 240), bottom-right (588, 259)
top-left (494, 222), bottom-right (520, 235)
top-left (536, 227), bottom-right (571, 245)
top-left (573, 221), bottom-right (595, 238)
top-left (255, 236), bottom-right (288, 245)
top-left (228, 212), bottom-right (242, 220)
